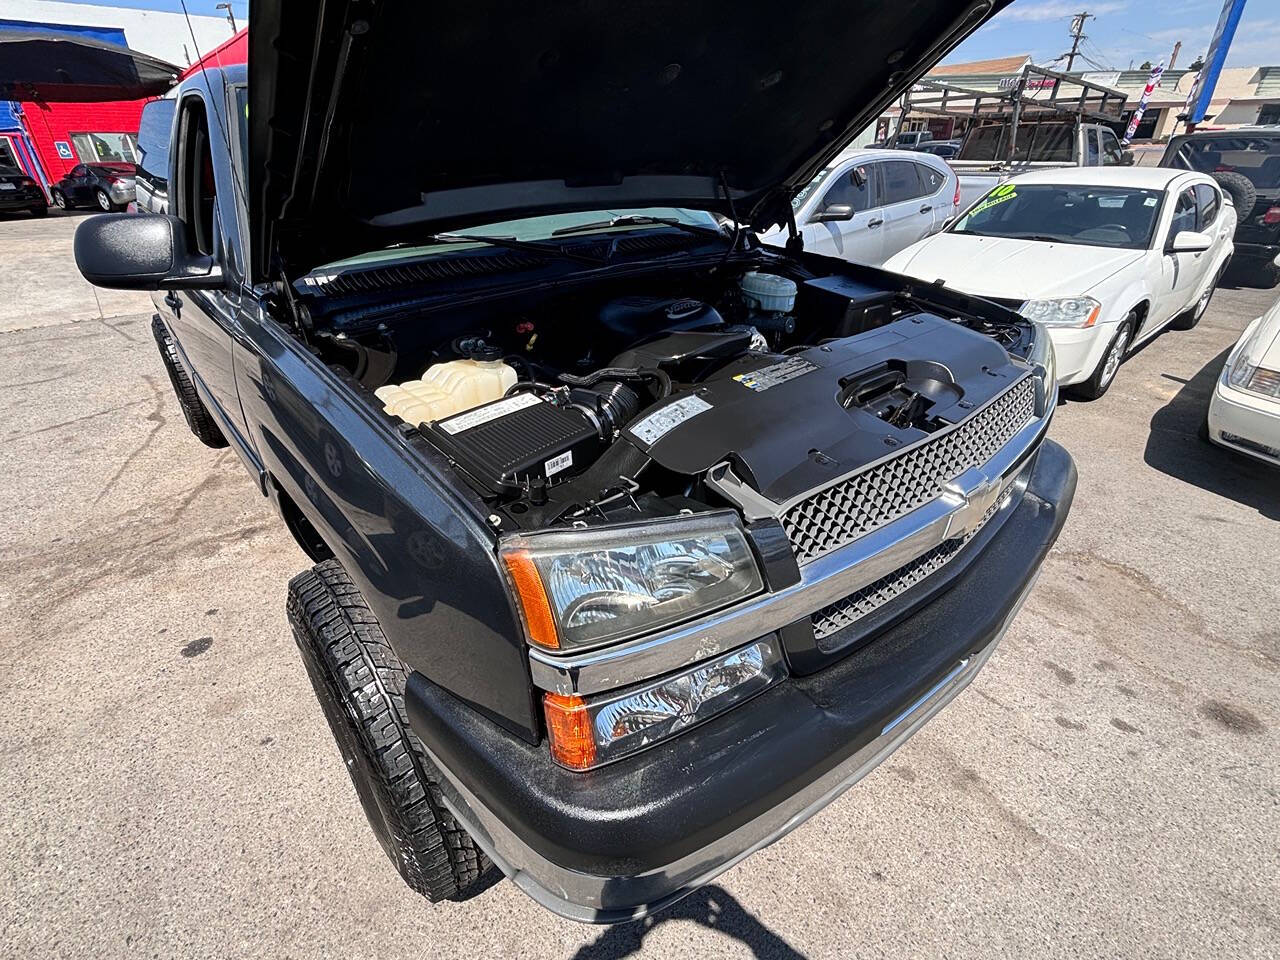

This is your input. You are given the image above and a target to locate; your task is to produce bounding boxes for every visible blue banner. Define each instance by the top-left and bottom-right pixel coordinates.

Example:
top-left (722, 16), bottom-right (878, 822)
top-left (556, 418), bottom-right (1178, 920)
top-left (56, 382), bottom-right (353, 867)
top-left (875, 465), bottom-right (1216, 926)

top-left (1187, 0), bottom-right (1248, 124)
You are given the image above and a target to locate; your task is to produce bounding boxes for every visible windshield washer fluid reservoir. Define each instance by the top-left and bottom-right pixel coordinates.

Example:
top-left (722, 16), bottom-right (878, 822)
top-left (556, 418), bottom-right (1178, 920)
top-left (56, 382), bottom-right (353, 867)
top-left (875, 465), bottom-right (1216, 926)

top-left (375, 358), bottom-right (517, 427)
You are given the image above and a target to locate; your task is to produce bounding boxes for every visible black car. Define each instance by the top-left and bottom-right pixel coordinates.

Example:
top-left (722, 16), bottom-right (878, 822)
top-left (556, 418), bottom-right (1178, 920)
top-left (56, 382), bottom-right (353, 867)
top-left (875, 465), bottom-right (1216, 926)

top-left (1161, 128), bottom-right (1280, 286)
top-left (915, 139), bottom-right (963, 159)
top-left (71, 0), bottom-right (1073, 923)
top-left (51, 161), bottom-right (137, 212)
top-left (0, 163), bottom-right (47, 216)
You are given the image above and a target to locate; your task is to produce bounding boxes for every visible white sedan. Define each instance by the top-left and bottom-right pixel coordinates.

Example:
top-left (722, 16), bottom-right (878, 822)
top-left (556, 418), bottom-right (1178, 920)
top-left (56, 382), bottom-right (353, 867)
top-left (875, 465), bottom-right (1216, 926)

top-left (884, 167), bottom-right (1236, 399)
top-left (762, 149), bottom-right (960, 267)
top-left (1206, 295), bottom-right (1280, 467)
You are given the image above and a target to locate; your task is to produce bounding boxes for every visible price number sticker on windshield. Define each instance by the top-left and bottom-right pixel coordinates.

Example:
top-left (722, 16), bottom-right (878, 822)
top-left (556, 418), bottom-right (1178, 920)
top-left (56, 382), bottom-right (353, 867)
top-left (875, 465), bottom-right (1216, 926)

top-left (970, 182), bottom-right (1018, 217)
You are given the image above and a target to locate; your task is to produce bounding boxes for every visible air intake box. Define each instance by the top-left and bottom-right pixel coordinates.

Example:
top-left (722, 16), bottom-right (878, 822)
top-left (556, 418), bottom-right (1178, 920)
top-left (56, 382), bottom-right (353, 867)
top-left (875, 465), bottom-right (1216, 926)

top-left (422, 394), bottom-right (602, 497)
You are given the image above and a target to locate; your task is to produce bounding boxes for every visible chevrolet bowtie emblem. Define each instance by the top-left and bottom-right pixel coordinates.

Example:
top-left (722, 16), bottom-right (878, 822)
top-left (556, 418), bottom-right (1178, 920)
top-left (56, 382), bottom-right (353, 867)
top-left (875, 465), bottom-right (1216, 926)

top-left (942, 468), bottom-right (1002, 540)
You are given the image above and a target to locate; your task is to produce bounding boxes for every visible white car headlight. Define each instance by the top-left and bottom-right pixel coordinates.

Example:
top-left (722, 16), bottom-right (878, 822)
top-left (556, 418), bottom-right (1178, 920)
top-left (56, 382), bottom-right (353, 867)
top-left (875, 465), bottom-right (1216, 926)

top-left (500, 513), bottom-right (763, 652)
top-left (1020, 297), bottom-right (1101, 328)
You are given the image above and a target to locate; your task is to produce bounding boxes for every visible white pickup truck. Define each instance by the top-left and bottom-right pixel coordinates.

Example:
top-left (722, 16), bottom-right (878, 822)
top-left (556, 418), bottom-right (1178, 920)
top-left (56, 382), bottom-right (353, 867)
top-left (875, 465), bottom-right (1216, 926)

top-left (952, 120), bottom-right (1134, 208)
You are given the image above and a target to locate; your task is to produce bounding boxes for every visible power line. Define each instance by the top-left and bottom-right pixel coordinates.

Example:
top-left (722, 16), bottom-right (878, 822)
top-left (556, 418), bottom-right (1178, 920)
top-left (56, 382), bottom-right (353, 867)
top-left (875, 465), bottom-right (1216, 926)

top-left (1065, 11), bottom-right (1095, 72)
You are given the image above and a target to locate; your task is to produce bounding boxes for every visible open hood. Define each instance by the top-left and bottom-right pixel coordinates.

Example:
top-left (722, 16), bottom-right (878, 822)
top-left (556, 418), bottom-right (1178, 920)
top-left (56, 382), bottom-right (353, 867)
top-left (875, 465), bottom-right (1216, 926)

top-left (248, 0), bottom-right (1012, 281)
top-left (0, 31), bottom-right (178, 102)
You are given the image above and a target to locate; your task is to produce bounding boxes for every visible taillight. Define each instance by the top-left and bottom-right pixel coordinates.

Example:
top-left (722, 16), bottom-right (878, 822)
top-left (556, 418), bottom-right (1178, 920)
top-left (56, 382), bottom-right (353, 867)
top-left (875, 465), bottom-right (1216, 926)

top-left (1263, 206), bottom-right (1280, 226)
top-left (952, 179), bottom-right (961, 207)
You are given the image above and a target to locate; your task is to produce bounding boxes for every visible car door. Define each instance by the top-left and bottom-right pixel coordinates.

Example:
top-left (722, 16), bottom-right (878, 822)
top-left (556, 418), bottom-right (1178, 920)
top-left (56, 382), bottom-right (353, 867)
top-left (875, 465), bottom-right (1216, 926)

top-left (799, 160), bottom-right (883, 264)
top-left (159, 91), bottom-right (254, 457)
top-left (876, 159), bottom-right (936, 260)
top-left (1152, 185), bottom-right (1204, 336)
top-left (65, 165), bottom-right (90, 203)
top-left (914, 160), bottom-right (951, 233)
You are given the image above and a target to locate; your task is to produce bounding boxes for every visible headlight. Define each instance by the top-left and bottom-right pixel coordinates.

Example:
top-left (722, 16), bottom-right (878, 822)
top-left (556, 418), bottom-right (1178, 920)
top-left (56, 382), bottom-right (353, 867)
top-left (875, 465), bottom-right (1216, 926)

top-left (543, 638), bottom-right (786, 769)
top-left (500, 513), bottom-right (763, 652)
top-left (1020, 297), bottom-right (1101, 328)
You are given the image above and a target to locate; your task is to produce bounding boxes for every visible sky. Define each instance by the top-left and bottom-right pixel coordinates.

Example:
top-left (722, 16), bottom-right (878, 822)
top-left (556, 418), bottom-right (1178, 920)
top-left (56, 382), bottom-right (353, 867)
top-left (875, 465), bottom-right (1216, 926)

top-left (946, 0), bottom-right (1279, 71)
top-left (53, 0), bottom-right (1280, 72)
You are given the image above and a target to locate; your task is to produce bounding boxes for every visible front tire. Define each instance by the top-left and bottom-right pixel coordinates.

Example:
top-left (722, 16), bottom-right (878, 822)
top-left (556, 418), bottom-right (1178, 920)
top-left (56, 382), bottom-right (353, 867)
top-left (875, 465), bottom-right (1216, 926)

top-left (1067, 316), bottom-right (1133, 401)
top-left (52, 189), bottom-right (69, 210)
top-left (149, 314), bottom-right (228, 448)
top-left (287, 560), bottom-right (491, 903)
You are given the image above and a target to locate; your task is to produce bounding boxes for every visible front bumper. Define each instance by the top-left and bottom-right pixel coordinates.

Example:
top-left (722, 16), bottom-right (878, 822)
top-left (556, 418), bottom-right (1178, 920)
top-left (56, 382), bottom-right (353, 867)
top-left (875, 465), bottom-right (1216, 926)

top-left (405, 438), bottom-right (1076, 922)
top-left (1045, 325), bottom-right (1109, 386)
top-left (1207, 375), bottom-right (1280, 467)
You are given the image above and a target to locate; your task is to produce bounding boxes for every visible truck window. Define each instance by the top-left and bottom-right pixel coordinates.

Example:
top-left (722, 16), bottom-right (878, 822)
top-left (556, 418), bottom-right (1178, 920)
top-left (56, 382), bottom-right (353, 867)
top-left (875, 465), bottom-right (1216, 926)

top-left (960, 125), bottom-right (1003, 161)
top-left (962, 122), bottom-right (1074, 163)
top-left (177, 98), bottom-right (217, 257)
top-left (1100, 129), bottom-right (1125, 166)
top-left (1085, 129), bottom-right (1100, 165)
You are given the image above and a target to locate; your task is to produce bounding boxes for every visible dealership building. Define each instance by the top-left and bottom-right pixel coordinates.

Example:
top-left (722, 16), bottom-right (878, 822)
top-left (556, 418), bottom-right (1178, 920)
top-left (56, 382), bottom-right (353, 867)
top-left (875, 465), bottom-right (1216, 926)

top-left (0, 0), bottom-right (237, 196)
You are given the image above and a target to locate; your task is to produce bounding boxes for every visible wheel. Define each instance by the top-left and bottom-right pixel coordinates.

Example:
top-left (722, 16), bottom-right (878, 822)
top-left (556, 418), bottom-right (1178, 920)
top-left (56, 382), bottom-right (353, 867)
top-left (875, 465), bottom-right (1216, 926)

top-left (95, 188), bottom-right (113, 212)
top-left (1172, 263), bottom-right (1224, 330)
top-left (1067, 315), bottom-right (1133, 401)
top-left (29, 204), bottom-right (47, 217)
top-left (51, 189), bottom-right (68, 210)
top-left (1210, 171), bottom-right (1256, 219)
top-left (149, 314), bottom-right (228, 448)
top-left (287, 560), bottom-right (491, 902)
top-left (1261, 260), bottom-right (1280, 289)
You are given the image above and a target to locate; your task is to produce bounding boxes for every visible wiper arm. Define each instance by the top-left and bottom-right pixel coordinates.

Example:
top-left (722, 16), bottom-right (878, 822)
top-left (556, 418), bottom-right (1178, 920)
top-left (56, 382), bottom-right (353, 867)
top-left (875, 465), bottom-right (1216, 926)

top-left (1009, 233), bottom-right (1065, 243)
top-left (425, 232), bottom-right (606, 265)
top-left (551, 215), bottom-right (727, 239)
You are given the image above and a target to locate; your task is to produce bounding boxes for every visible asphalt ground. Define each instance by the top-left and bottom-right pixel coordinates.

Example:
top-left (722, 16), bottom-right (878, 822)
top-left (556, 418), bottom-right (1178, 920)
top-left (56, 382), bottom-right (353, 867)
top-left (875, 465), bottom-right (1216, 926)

top-left (2, 213), bottom-right (1277, 959)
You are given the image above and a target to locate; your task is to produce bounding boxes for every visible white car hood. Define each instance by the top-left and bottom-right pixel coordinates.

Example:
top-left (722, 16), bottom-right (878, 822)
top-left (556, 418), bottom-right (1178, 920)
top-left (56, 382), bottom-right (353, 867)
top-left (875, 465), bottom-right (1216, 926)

top-left (885, 233), bottom-right (1145, 300)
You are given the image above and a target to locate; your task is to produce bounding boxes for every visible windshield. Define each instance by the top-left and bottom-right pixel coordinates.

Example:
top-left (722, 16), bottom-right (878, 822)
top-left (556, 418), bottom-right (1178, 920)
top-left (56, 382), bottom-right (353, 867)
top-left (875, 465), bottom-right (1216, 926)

top-left (959, 122), bottom-right (1076, 163)
top-left (953, 183), bottom-right (1163, 249)
top-left (0, 163), bottom-right (21, 176)
top-left (1169, 136), bottom-right (1280, 194)
top-left (320, 207), bottom-right (722, 269)
top-left (793, 167), bottom-right (835, 209)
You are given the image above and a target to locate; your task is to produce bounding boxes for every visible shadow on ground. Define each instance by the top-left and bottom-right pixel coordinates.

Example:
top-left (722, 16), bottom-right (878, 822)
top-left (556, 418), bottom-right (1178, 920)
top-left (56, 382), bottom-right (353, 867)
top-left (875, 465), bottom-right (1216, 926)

top-left (1221, 260), bottom-right (1279, 291)
top-left (569, 886), bottom-right (807, 960)
top-left (1144, 345), bottom-right (1279, 520)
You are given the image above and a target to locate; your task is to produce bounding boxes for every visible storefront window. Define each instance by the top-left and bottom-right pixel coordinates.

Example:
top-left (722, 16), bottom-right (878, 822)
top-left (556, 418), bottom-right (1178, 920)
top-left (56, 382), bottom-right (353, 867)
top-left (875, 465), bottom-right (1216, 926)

top-left (71, 132), bottom-right (139, 164)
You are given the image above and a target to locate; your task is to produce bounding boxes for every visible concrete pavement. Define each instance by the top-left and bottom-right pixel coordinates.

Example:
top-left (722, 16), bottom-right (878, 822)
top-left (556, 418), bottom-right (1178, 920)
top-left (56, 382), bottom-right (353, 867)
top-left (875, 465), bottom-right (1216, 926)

top-left (1, 215), bottom-right (1277, 959)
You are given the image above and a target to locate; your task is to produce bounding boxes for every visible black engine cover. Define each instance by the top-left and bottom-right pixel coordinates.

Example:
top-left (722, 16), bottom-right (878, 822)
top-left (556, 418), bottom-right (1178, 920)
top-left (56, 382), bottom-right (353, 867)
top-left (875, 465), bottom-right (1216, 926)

top-left (622, 314), bottom-right (1027, 503)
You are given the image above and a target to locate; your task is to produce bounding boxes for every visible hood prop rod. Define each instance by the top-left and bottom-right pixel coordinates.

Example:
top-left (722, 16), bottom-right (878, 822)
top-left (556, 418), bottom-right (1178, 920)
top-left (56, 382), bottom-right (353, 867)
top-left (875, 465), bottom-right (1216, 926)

top-left (716, 170), bottom-right (744, 269)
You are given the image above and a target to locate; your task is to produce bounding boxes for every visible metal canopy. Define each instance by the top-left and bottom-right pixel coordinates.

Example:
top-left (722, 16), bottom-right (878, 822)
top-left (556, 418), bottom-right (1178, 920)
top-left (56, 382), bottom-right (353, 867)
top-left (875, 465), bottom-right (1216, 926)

top-left (0, 31), bottom-right (179, 102)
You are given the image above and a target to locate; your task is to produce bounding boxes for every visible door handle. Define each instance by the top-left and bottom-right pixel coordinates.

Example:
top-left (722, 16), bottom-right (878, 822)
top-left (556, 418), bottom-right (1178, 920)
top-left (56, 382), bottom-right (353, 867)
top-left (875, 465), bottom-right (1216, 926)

top-left (867, 218), bottom-right (883, 228)
top-left (164, 291), bottom-right (182, 313)
top-left (919, 204), bottom-right (933, 214)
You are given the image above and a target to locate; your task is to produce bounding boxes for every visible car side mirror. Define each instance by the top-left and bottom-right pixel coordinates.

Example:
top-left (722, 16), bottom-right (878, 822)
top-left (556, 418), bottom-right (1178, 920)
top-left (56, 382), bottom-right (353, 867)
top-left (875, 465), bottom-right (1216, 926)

top-left (1120, 149), bottom-right (1135, 166)
top-left (1169, 230), bottom-right (1212, 253)
top-left (74, 213), bottom-right (223, 290)
top-left (812, 204), bottom-right (855, 223)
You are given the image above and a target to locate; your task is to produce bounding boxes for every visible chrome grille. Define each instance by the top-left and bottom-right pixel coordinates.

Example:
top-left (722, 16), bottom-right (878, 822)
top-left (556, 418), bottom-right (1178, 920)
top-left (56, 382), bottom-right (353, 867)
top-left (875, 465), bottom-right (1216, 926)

top-left (810, 492), bottom-right (1008, 645)
top-left (782, 376), bottom-right (1035, 565)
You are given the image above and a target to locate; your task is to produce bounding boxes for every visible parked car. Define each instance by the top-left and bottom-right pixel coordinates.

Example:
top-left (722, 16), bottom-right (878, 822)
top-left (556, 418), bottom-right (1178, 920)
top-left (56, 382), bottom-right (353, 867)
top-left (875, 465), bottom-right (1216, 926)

top-left (893, 130), bottom-right (933, 148)
top-left (133, 97), bottom-right (176, 213)
top-left (1160, 127), bottom-right (1280, 287)
top-left (71, 0), bottom-right (1075, 924)
top-left (0, 163), bottom-right (47, 217)
top-left (51, 162), bottom-right (136, 212)
top-left (885, 167), bottom-right (1235, 399)
top-left (1205, 293), bottom-right (1280, 466)
top-left (761, 149), bottom-right (960, 265)
top-left (915, 139), bottom-right (962, 159)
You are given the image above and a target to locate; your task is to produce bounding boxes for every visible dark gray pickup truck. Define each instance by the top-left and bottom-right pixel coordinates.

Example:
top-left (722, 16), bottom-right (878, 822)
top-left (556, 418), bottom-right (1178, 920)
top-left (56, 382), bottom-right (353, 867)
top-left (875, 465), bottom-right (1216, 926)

top-left (73, 0), bottom-right (1074, 923)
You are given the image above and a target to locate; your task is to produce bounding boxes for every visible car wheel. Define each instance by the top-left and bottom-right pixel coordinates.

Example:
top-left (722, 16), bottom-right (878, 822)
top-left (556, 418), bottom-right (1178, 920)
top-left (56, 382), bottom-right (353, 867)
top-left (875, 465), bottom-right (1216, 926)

top-left (149, 314), bottom-right (228, 448)
top-left (29, 204), bottom-right (47, 217)
top-left (52, 189), bottom-right (69, 210)
top-left (95, 188), bottom-right (113, 212)
top-left (1067, 315), bottom-right (1133, 401)
top-left (1172, 263), bottom-right (1225, 330)
top-left (1262, 260), bottom-right (1280, 289)
top-left (287, 559), bottom-right (492, 903)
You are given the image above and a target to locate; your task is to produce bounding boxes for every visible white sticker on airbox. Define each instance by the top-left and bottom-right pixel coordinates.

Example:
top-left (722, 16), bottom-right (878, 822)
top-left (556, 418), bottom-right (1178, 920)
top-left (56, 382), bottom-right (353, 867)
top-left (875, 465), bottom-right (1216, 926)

top-left (732, 356), bottom-right (817, 392)
top-left (629, 395), bottom-right (713, 445)
top-left (437, 393), bottom-right (542, 435)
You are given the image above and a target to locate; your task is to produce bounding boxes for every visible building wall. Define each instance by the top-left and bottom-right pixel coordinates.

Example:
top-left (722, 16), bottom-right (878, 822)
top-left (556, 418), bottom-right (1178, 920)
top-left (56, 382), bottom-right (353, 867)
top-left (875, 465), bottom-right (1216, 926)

top-left (19, 99), bottom-right (146, 182)
top-left (0, 0), bottom-right (232, 67)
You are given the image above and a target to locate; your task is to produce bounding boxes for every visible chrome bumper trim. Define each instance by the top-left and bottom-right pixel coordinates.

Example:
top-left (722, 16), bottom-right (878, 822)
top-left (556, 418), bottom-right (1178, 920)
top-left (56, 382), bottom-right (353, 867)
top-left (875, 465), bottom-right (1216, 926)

top-left (529, 406), bottom-right (1050, 696)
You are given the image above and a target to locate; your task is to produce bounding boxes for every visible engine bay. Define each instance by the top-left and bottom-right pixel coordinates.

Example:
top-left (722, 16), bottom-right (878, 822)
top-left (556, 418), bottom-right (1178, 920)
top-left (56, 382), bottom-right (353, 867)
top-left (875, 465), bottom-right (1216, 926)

top-left (301, 254), bottom-right (1035, 531)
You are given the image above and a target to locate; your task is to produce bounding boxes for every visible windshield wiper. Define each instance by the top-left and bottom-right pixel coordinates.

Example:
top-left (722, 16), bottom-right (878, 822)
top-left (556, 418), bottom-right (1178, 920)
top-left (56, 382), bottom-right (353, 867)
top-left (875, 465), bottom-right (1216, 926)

top-left (550, 214), bottom-right (727, 239)
top-left (424, 232), bottom-right (607, 266)
top-left (1008, 233), bottom-right (1067, 243)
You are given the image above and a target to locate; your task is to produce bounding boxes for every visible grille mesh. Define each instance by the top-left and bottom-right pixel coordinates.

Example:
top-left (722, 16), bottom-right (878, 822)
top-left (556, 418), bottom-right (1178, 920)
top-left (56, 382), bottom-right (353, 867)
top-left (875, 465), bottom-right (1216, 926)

top-left (810, 493), bottom-right (1007, 645)
top-left (782, 376), bottom-right (1035, 565)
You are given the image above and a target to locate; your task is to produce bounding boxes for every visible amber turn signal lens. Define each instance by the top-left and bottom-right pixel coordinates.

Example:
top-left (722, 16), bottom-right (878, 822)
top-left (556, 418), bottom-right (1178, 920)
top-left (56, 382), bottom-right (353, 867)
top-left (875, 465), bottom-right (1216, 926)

top-left (543, 693), bottom-right (597, 770)
top-left (501, 549), bottom-right (559, 649)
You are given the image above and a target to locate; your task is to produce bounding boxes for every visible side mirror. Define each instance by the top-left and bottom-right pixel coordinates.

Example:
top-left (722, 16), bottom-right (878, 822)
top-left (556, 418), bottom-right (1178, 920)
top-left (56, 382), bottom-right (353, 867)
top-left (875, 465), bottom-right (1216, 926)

top-left (1169, 230), bottom-right (1212, 253)
top-left (74, 213), bottom-right (223, 290)
top-left (1120, 149), bottom-right (1136, 166)
top-left (812, 204), bottom-right (855, 223)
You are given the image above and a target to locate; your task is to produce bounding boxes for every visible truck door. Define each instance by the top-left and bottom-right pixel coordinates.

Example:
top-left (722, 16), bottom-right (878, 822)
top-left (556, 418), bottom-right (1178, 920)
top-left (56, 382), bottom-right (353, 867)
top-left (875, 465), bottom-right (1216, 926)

top-left (800, 160), bottom-right (883, 264)
top-left (157, 92), bottom-right (253, 456)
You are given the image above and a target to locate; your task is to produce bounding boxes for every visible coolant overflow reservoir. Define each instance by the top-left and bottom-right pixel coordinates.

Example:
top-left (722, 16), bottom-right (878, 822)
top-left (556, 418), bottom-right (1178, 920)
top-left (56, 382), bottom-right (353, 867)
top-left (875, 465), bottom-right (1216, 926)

top-left (740, 272), bottom-right (797, 314)
top-left (375, 349), bottom-right (517, 428)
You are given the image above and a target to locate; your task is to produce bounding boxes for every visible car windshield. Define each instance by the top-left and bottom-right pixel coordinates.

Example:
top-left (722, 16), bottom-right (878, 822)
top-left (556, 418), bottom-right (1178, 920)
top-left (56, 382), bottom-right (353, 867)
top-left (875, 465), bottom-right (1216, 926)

top-left (0, 163), bottom-right (21, 176)
top-left (952, 183), bottom-right (1163, 249)
top-left (1169, 136), bottom-right (1280, 194)
top-left (792, 167), bottom-right (834, 209)
top-left (320, 208), bottom-right (722, 269)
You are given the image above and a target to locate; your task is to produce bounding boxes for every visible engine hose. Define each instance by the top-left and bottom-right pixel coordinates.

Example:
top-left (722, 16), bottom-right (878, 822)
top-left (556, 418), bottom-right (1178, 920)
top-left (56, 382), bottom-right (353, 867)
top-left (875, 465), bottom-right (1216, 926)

top-left (504, 380), bottom-right (558, 397)
top-left (558, 366), bottom-right (673, 398)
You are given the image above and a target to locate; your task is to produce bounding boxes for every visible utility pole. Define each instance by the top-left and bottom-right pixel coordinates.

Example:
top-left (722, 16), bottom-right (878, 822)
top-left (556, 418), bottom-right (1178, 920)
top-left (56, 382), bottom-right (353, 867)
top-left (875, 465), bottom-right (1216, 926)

top-left (215, 2), bottom-right (237, 34)
top-left (1168, 40), bottom-right (1181, 70)
top-left (1065, 12), bottom-right (1093, 72)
